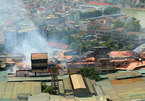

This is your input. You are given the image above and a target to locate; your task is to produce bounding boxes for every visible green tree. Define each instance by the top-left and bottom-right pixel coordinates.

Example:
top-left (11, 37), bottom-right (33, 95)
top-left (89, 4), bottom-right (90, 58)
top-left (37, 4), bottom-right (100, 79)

top-left (104, 7), bottom-right (120, 15)
top-left (113, 20), bottom-right (124, 29)
top-left (80, 10), bottom-right (102, 19)
top-left (125, 20), bottom-right (141, 32)
top-left (42, 84), bottom-right (53, 94)
top-left (80, 68), bottom-right (100, 81)
top-left (101, 33), bottom-right (138, 50)
top-left (80, 41), bottom-right (101, 54)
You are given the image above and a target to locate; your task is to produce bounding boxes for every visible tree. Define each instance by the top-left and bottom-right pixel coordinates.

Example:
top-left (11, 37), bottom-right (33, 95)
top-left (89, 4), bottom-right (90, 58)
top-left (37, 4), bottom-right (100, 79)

top-left (80, 41), bottom-right (101, 54)
top-left (104, 7), bottom-right (120, 15)
top-left (113, 20), bottom-right (124, 29)
top-left (80, 10), bottom-right (102, 19)
top-left (42, 84), bottom-right (53, 94)
top-left (80, 68), bottom-right (100, 81)
top-left (101, 33), bottom-right (138, 51)
top-left (125, 20), bottom-right (141, 32)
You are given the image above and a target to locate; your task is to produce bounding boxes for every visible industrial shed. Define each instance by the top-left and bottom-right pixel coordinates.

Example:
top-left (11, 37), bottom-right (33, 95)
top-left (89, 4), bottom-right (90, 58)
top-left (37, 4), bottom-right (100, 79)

top-left (70, 74), bottom-right (89, 96)
top-left (63, 78), bottom-right (73, 95)
top-left (61, 74), bottom-right (96, 96)
top-left (84, 78), bottom-right (96, 95)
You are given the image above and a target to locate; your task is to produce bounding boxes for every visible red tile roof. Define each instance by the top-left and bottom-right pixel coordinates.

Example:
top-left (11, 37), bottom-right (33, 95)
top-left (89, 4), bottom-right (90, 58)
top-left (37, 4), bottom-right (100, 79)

top-left (83, 57), bottom-right (95, 62)
top-left (47, 42), bottom-right (68, 49)
top-left (99, 19), bottom-right (105, 22)
top-left (17, 62), bottom-right (24, 68)
top-left (88, 2), bottom-right (111, 6)
top-left (39, 8), bottom-right (47, 11)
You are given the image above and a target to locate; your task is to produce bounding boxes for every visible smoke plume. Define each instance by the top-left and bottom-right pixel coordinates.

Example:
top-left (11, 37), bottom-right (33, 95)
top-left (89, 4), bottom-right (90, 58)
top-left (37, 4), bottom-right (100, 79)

top-left (0, 0), bottom-right (60, 69)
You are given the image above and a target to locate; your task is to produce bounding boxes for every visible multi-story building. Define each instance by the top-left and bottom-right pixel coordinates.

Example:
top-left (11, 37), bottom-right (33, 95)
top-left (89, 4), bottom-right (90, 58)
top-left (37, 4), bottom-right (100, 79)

top-left (31, 53), bottom-right (48, 73)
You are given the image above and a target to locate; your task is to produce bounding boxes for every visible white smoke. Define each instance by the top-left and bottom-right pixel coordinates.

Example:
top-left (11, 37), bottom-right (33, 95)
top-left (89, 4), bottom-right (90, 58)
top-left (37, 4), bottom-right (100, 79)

top-left (0, 0), bottom-right (61, 69)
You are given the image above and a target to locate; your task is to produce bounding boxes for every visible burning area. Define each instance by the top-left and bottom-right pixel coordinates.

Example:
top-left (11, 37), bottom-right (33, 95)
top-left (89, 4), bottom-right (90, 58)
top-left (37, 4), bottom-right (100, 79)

top-left (0, 0), bottom-right (67, 75)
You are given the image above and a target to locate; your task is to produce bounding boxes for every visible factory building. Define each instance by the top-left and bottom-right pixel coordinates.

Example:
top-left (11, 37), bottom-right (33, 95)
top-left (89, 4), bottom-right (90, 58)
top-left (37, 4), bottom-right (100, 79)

top-left (60, 74), bottom-right (96, 96)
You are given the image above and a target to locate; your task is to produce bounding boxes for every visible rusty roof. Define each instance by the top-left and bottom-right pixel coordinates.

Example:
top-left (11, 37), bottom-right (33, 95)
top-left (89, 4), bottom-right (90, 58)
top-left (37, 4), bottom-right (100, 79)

top-left (109, 51), bottom-right (134, 58)
top-left (31, 53), bottom-right (48, 60)
top-left (83, 57), bottom-right (95, 62)
top-left (125, 61), bottom-right (145, 70)
top-left (110, 78), bottom-right (142, 85)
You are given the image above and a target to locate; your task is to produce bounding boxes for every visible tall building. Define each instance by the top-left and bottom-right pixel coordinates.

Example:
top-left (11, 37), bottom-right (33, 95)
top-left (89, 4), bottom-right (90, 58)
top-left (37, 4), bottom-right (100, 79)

top-left (31, 53), bottom-right (48, 73)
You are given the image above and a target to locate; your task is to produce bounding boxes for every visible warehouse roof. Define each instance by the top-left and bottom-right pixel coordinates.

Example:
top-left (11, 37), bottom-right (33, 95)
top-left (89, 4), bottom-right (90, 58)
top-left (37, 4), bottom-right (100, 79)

top-left (70, 74), bottom-right (86, 89)
top-left (63, 78), bottom-right (73, 90)
top-left (31, 53), bottom-right (48, 60)
top-left (0, 82), bottom-right (41, 99)
top-left (84, 78), bottom-right (95, 94)
top-left (107, 71), bottom-right (142, 80)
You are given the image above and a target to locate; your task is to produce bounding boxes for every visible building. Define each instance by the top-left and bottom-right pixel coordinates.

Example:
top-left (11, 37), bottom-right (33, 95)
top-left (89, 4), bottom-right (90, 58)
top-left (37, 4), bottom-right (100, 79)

top-left (31, 53), bottom-right (48, 73)
top-left (60, 74), bottom-right (96, 96)
top-left (95, 28), bottom-right (112, 42)
top-left (87, 2), bottom-right (117, 12)
top-left (104, 71), bottom-right (145, 101)
top-left (63, 78), bottom-right (73, 95)
top-left (70, 74), bottom-right (89, 96)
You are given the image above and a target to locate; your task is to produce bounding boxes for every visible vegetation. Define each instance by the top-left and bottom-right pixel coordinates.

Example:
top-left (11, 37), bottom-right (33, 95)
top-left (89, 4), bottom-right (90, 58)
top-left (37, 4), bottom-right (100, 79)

top-left (125, 19), bottom-right (141, 32)
top-left (80, 68), bottom-right (100, 81)
top-left (80, 10), bottom-right (102, 19)
top-left (102, 34), bottom-right (138, 50)
top-left (44, 16), bottom-right (141, 54)
top-left (104, 7), bottom-right (120, 15)
top-left (69, 40), bottom-right (101, 54)
top-left (42, 84), bottom-right (53, 94)
top-left (113, 20), bottom-right (124, 29)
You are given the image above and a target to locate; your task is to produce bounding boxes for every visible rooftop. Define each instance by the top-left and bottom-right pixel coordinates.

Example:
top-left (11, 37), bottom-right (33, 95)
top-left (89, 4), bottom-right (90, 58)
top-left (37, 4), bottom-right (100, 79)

top-left (88, 2), bottom-right (111, 6)
top-left (70, 74), bottom-right (86, 89)
top-left (107, 71), bottom-right (142, 81)
top-left (0, 82), bottom-right (41, 99)
top-left (31, 53), bottom-right (48, 60)
top-left (109, 51), bottom-right (134, 58)
top-left (98, 71), bottom-right (145, 101)
top-left (47, 42), bottom-right (68, 49)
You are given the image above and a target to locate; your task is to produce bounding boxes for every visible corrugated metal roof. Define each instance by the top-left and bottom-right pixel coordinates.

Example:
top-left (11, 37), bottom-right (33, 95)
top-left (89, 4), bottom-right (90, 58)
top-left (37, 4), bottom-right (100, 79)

top-left (84, 78), bottom-right (95, 94)
top-left (107, 71), bottom-right (141, 80)
top-left (111, 78), bottom-right (142, 85)
top-left (0, 82), bottom-right (41, 99)
top-left (63, 78), bottom-right (73, 90)
top-left (70, 74), bottom-right (86, 89)
top-left (58, 81), bottom-right (64, 94)
top-left (0, 71), bottom-right (8, 82)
